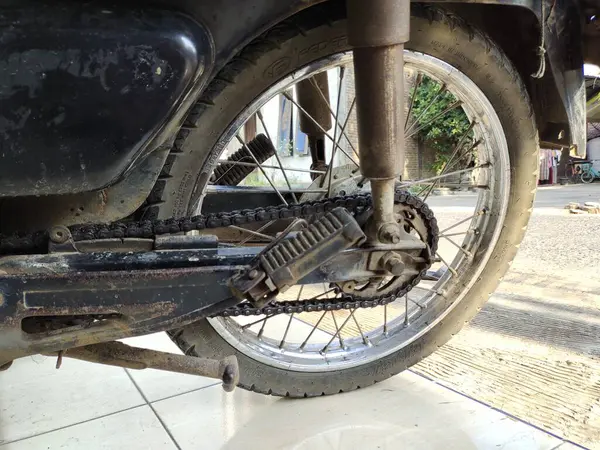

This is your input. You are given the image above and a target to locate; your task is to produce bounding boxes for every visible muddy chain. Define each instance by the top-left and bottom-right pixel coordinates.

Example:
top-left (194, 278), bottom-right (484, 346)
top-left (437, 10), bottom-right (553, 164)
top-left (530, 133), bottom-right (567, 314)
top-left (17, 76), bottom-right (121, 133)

top-left (0, 190), bottom-right (438, 317)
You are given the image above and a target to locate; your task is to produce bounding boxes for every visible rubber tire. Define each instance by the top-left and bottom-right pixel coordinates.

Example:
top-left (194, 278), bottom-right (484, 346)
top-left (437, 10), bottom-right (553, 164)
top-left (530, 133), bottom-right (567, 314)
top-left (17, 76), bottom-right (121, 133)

top-left (153, 4), bottom-right (539, 397)
top-left (581, 172), bottom-right (594, 183)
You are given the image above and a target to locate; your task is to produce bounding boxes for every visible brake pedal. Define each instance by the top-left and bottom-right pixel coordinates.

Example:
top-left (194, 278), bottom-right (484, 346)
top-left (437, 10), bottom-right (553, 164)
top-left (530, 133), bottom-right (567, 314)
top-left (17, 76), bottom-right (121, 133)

top-left (229, 207), bottom-right (366, 307)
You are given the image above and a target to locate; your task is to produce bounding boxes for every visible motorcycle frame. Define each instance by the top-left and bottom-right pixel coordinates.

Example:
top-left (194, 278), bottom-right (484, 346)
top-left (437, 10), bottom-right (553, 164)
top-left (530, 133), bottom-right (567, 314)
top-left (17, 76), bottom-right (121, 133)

top-left (0, 0), bottom-right (594, 368)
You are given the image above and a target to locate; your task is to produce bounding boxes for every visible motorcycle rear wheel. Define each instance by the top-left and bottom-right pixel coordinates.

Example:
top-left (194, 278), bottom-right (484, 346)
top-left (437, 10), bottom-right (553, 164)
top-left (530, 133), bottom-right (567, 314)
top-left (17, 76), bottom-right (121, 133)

top-left (145, 4), bottom-right (539, 397)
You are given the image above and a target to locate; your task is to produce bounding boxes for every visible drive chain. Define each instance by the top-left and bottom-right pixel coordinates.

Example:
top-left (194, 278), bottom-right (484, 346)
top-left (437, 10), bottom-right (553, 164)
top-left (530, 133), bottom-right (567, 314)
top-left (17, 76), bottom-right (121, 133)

top-left (0, 190), bottom-right (438, 317)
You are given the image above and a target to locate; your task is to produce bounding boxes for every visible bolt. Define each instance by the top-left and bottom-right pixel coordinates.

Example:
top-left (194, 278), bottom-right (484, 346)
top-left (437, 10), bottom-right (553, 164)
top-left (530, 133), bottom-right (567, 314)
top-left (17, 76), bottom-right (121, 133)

top-left (379, 224), bottom-right (402, 244)
top-left (49, 225), bottom-right (70, 244)
top-left (383, 253), bottom-right (405, 276)
top-left (248, 269), bottom-right (259, 279)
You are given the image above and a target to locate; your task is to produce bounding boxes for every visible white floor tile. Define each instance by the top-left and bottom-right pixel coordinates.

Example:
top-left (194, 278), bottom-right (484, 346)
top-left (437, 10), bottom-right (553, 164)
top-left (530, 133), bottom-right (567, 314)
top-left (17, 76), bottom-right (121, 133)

top-left (0, 356), bottom-right (144, 444)
top-left (122, 333), bottom-right (218, 402)
top-left (152, 384), bottom-right (275, 449)
top-left (153, 371), bottom-right (563, 450)
top-left (1, 406), bottom-right (177, 450)
top-left (555, 443), bottom-right (585, 449)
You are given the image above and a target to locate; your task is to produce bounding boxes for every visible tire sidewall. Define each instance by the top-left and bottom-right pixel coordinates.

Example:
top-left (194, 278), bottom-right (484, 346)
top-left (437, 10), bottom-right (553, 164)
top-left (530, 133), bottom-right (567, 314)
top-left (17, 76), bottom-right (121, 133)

top-left (168, 9), bottom-right (539, 396)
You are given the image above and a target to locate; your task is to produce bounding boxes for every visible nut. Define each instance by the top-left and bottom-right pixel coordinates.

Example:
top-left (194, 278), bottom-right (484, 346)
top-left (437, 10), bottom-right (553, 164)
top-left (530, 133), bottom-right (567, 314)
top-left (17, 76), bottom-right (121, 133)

top-left (382, 252), bottom-right (405, 276)
top-left (378, 223), bottom-right (401, 244)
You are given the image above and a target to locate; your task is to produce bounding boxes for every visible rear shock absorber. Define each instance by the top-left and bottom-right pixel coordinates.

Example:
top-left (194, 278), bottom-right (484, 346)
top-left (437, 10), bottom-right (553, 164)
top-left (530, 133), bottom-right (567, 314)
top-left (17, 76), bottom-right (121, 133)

top-left (212, 134), bottom-right (276, 186)
top-left (296, 72), bottom-right (333, 180)
top-left (347, 0), bottom-right (410, 244)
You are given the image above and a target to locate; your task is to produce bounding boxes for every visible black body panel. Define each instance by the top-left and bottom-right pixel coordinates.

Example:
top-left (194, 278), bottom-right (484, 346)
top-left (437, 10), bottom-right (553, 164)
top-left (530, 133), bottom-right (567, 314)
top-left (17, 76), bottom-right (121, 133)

top-left (0, 4), bottom-right (212, 196)
top-left (0, 0), bottom-right (581, 200)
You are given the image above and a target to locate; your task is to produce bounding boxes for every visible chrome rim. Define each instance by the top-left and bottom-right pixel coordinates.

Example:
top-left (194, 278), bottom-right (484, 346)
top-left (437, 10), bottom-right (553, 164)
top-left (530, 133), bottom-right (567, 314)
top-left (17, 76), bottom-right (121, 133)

top-left (198, 50), bottom-right (510, 372)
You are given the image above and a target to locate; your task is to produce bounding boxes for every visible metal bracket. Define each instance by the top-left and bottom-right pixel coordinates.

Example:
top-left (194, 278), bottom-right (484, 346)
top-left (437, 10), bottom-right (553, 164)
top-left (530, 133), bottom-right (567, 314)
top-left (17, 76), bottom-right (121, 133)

top-left (45, 341), bottom-right (240, 392)
top-left (48, 225), bottom-right (78, 253)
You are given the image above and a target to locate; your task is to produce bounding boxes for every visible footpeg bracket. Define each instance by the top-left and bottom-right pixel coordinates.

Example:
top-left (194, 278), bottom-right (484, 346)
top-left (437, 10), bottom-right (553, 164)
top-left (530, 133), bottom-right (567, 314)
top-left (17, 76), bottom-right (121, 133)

top-left (229, 207), bottom-right (366, 307)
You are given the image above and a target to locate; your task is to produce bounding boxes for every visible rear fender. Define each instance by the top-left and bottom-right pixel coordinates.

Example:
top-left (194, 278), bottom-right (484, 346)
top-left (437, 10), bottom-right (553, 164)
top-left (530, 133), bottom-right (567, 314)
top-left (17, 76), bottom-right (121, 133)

top-left (198, 0), bottom-right (584, 152)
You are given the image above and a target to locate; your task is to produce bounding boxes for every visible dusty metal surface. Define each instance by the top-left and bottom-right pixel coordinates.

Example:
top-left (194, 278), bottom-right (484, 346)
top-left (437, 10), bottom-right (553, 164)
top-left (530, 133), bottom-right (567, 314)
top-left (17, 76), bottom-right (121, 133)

top-left (230, 208), bottom-right (366, 306)
top-left (0, 148), bottom-right (170, 233)
top-left (51, 341), bottom-right (240, 392)
top-left (347, 0), bottom-right (410, 244)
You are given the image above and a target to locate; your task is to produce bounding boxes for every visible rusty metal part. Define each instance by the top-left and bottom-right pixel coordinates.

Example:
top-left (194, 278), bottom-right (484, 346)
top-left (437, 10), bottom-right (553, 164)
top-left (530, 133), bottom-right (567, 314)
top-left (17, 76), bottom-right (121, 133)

top-left (154, 234), bottom-right (218, 250)
top-left (0, 190), bottom-right (437, 366)
top-left (229, 208), bottom-right (366, 306)
top-left (350, 46), bottom-right (405, 180)
top-left (370, 179), bottom-right (403, 244)
top-left (48, 226), bottom-right (78, 253)
top-left (49, 226), bottom-right (71, 244)
top-left (347, 0), bottom-right (410, 244)
top-left (297, 72), bottom-right (332, 136)
top-left (76, 238), bottom-right (154, 253)
top-left (381, 251), bottom-right (406, 276)
top-left (297, 73), bottom-right (332, 179)
top-left (219, 189), bottom-right (437, 316)
top-left (347, 0), bottom-right (410, 48)
top-left (48, 342), bottom-right (239, 392)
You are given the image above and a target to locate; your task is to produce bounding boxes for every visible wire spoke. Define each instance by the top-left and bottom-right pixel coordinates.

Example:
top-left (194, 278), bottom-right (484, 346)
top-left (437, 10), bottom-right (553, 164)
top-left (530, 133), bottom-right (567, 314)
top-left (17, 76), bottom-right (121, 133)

top-left (283, 92), bottom-right (360, 166)
top-left (256, 110), bottom-right (298, 203)
top-left (440, 209), bottom-right (487, 234)
top-left (228, 225), bottom-right (275, 242)
top-left (242, 314), bottom-right (275, 331)
top-left (405, 100), bottom-right (462, 140)
top-left (236, 220), bottom-right (276, 247)
top-left (419, 122), bottom-right (477, 201)
top-left (299, 311), bottom-right (328, 350)
top-left (408, 295), bottom-right (426, 309)
top-left (323, 97), bottom-right (357, 196)
top-left (436, 252), bottom-right (458, 276)
top-left (412, 285), bottom-right (447, 298)
top-left (439, 229), bottom-right (476, 239)
top-left (309, 68), bottom-right (357, 156)
top-left (383, 304), bottom-right (388, 335)
top-left (445, 138), bottom-right (482, 174)
top-left (279, 313), bottom-right (295, 348)
top-left (215, 159), bottom-right (326, 175)
top-left (257, 316), bottom-right (269, 340)
top-left (400, 164), bottom-right (488, 189)
top-left (322, 310), bottom-right (355, 353)
top-left (405, 83), bottom-right (447, 136)
top-left (404, 295), bottom-right (410, 326)
top-left (321, 67), bottom-right (345, 194)
top-left (212, 160), bottom-right (249, 185)
top-left (351, 313), bottom-right (369, 345)
top-left (235, 134), bottom-right (288, 206)
top-left (442, 234), bottom-right (472, 257)
top-left (405, 72), bottom-right (423, 130)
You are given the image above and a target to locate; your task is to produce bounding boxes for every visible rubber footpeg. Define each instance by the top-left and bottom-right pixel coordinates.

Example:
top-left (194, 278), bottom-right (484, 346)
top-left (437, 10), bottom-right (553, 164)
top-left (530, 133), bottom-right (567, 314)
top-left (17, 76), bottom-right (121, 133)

top-left (229, 207), bottom-right (366, 307)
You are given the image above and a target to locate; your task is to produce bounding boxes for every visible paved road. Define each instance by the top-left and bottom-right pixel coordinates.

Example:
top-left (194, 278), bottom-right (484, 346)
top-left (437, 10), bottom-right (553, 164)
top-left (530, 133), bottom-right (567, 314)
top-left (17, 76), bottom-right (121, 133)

top-left (426, 183), bottom-right (600, 209)
top-left (415, 183), bottom-right (600, 448)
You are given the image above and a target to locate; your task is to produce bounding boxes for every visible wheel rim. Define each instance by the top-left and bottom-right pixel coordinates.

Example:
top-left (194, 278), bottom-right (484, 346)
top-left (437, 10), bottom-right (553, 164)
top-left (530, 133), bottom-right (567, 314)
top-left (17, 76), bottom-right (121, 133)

top-left (197, 50), bottom-right (510, 372)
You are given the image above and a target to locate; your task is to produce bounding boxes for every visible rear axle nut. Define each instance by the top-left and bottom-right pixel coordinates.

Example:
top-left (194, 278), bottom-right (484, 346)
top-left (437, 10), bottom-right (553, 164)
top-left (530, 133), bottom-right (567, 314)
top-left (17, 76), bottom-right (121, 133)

top-left (382, 252), bottom-right (405, 276)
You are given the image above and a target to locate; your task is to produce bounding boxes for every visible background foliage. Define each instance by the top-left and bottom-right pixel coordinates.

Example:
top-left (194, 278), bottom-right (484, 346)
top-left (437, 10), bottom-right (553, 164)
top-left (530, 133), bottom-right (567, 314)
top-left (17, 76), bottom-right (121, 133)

top-left (410, 76), bottom-right (474, 174)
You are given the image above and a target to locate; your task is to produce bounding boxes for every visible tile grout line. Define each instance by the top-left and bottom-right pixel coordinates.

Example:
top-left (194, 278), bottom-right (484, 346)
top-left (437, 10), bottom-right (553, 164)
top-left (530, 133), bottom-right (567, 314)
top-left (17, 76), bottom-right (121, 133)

top-left (147, 380), bottom-right (222, 404)
top-left (408, 370), bottom-right (588, 450)
top-left (0, 404), bottom-right (145, 447)
top-left (124, 369), bottom-right (183, 450)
